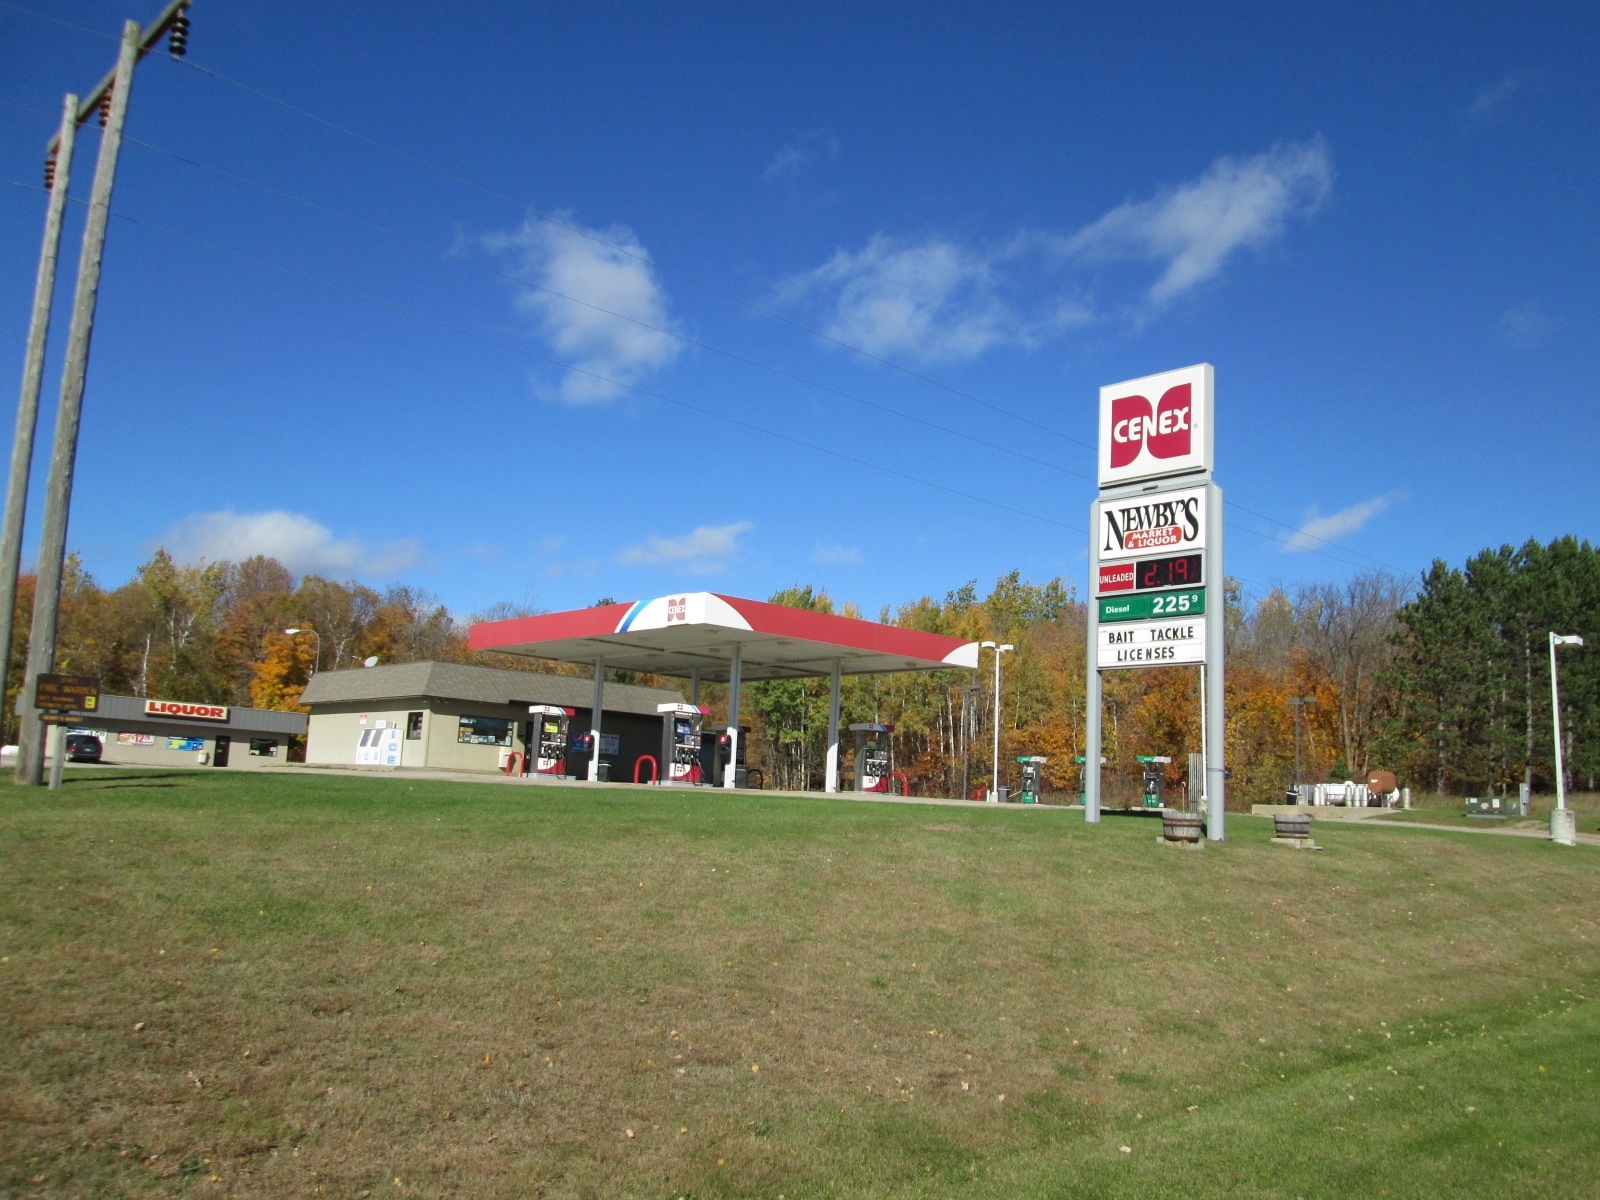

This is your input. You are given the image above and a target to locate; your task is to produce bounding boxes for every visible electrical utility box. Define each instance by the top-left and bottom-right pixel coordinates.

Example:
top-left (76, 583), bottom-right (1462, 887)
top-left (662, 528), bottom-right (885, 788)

top-left (849, 723), bottom-right (893, 793)
top-left (658, 702), bottom-right (709, 785)
top-left (526, 705), bottom-right (574, 777)
top-left (1016, 756), bottom-right (1047, 804)
top-left (1137, 755), bottom-right (1172, 809)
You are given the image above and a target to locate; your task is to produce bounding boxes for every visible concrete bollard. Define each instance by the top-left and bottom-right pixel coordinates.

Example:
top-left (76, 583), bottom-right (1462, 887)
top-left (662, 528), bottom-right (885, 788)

top-left (1551, 809), bottom-right (1577, 846)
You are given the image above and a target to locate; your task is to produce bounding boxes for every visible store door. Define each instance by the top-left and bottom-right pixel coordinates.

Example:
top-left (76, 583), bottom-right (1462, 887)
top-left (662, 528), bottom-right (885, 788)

top-left (213, 736), bottom-right (230, 767)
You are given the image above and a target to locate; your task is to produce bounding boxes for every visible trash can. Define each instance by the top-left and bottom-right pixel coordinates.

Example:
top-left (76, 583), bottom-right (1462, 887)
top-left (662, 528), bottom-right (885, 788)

top-left (595, 762), bottom-right (611, 783)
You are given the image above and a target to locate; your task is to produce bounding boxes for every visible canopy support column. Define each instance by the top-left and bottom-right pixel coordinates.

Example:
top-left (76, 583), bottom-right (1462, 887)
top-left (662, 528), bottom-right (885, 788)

top-left (689, 669), bottom-right (700, 706)
top-left (825, 658), bottom-right (842, 793)
top-left (723, 642), bottom-right (742, 788)
top-left (588, 656), bottom-right (604, 782)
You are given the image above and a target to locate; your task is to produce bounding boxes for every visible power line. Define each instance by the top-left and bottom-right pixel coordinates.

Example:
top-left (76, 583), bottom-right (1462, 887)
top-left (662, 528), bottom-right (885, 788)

top-left (0, 1), bottom-right (119, 42)
top-left (0, 97), bottom-right (55, 120)
top-left (86, 201), bottom-right (1091, 538)
top-left (124, 136), bottom-right (1104, 488)
top-left (166, 56), bottom-right (1097, 453)
top-left (6, 21), bottom-right (1418, 584)
top-left (115, 140), bottom-right (1413, 585)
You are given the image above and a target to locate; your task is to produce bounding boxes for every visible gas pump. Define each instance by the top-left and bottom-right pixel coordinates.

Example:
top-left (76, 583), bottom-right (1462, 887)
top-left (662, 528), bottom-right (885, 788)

top-left (1016, 756), bottom-right (1047, 804)
top-left (1138, 755), bottom-right (1172, 809)
top-left (525, 705), bottom-right (574, 776)
top-left (704, 726), bottom-right (750, 787)
top-left (849, 723), bottom-right (893, 793)
top-left (658, 703), bottom-right (709, 785)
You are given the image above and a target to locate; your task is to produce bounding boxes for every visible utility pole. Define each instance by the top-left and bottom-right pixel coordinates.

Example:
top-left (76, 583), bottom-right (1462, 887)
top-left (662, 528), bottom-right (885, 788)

top-left (0, 94), bottom-right (78, 746)
top-left (14, 1), bottom-right (193, 784)
top-left (1287, 694), bottom-right (1315, 798)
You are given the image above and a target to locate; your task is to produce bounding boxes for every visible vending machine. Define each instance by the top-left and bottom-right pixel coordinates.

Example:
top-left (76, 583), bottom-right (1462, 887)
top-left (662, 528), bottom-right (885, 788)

top-left (704, 726), bottom-right (750, 788)
top-left (849, 723), bottom-right (893, 793)
top-left (658, 703), bottom-right (709, 785)
top-left (1016, 755), bottom-right (1047, 804)
top-left (525, 705), bottom-right (574, 777)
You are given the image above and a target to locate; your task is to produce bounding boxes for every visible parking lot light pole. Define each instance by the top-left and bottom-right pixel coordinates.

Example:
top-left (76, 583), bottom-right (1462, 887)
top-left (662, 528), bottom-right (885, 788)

top-left (1550, 632), bottom-right (1584, 844)
top-left (982, 641), bottom-right (1013, 801)
top-left (284, 628), bottom-right (321, 674)
top-left (1287, 694), bottom-right (1316, 794)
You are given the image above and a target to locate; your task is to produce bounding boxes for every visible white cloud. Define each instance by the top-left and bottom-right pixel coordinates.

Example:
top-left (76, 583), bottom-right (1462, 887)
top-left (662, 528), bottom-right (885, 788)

top-left (1498, 302), bottom-right (1558, 348)
top-left (812, 543), bottom-right (863, 565)
top-left (1065, 139), bottom-right (1332, 305)
top-left (617, 521), bottom-right (753, 573)
top-left (487, 213), bottom-right (681, 404)
top-left (778, 140), bottom-right (1328, 362)
top-left (779, 233), bottom-right (1088, 363)
top-left (765, 130), bottom-right (839, 181)
top-left (158, 510), bottom-right (420, 575)
top-left (1284, 496), bottom-right (1391, 552)
top-left (1470, 72), bottom-right (1527, 118)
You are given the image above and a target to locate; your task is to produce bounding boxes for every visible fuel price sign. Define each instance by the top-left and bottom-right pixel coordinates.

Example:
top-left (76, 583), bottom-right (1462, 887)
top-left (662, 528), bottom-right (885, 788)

top-left (1096, 552), bottom-right (1203, 595)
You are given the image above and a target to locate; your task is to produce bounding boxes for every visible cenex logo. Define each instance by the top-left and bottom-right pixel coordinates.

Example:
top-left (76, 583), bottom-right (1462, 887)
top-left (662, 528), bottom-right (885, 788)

top-left (1110, 384), bottom-right (1192, 468)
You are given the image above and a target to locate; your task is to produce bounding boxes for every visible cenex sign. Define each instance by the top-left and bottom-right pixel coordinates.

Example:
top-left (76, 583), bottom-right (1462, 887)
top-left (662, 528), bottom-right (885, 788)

top-left (1098, 363), bottom-right (1214, 488)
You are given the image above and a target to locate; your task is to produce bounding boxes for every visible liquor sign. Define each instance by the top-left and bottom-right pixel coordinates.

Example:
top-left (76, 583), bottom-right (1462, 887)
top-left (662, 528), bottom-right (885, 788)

top-left (1098, 363), bottom-right (1214, 488)
top-left (1098, 484), bottom-right (1206, 563)
top-left (1097, 618), bottom-right (1206, 668)
top-left (35, 673), bottom-right (100, 713)
top-left (143, 699), bottom-right (229, 721)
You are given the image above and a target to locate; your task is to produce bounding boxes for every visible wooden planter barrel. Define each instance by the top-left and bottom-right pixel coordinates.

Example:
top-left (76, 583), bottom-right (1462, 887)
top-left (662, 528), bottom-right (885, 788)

top-left (1162, 812), bottom-right (1204, 843)
top-left (1274, 812), bottom-right (1313, 840)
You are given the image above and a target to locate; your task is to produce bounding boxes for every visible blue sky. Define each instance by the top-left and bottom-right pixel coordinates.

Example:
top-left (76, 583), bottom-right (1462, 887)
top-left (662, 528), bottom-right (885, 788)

top-left (2, 0), bottom-right (1596, 618)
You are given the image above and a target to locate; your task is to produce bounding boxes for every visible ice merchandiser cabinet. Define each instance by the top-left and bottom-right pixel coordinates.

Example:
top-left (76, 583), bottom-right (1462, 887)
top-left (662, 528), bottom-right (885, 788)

top-left (850, 722), bottom-right (893, 793)
top-left (526, 705), bottom-right (574, 776)
top-left (658, 702), bottom-right (709, 785)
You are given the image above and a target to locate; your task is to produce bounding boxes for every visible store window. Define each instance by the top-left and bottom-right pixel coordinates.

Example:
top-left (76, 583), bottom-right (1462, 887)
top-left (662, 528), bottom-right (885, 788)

top-left (406, 711), bottom-right (424, 740)
top-left (457, 715), bottom-right (513, 746)
top-left (248, 738), bottom-right (279, 757)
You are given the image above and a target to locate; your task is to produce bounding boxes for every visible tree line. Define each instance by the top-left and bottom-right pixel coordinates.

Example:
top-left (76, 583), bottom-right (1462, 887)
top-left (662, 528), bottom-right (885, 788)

top-left (10, 537), bottom-right (1595, 802)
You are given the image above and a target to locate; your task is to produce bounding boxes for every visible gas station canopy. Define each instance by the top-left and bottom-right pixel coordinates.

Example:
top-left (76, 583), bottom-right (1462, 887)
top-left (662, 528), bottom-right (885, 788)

top-left (467, 592), bottom-right (980, 682)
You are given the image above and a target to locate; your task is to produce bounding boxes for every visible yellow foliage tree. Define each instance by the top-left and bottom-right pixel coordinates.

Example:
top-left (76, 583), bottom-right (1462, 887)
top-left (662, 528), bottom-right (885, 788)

top-left (249, 631), bottom-right (317, 712)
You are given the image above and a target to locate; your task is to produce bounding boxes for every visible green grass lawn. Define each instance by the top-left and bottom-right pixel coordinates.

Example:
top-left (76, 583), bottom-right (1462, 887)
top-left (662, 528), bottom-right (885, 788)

top-left (2, 770), bottom-right (1598, 1199)
top-left (1369, 793), bottom-right (1600, 834)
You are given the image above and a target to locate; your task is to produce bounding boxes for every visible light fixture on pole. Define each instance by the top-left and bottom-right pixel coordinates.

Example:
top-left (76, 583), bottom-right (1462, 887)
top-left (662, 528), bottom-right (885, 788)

top-left (1287, 695), bottom-right (1316, 796)
top-left (284, 627), bottom-right (321, 675)
top-left (1549, 632), bottom-right (1584, 845)
top-left (981, 641), bottom-right (1014, 802)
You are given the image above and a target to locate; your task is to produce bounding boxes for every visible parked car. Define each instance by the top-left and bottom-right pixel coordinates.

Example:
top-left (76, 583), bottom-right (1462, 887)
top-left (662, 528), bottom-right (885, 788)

top-left (64, 733), bottom-right (102, 763)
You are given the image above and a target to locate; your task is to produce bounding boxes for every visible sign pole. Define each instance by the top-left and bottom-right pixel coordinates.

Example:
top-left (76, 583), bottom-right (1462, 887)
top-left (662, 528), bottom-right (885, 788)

top-left (1203, 480), bottom-right (1226, 840)
top-left (1084, 500), bottom-right (1103, 822)
top-left (47, 723), bottom-right (65, 791)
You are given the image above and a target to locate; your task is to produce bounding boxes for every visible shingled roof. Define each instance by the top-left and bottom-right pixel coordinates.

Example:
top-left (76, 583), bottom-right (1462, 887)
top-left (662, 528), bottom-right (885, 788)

top-left (298, 661), bottom-right (682, 717)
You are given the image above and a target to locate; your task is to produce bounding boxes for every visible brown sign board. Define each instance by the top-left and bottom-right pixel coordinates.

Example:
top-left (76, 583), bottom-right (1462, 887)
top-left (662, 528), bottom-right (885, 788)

top-left (35, 673), bottom-right (100, 713)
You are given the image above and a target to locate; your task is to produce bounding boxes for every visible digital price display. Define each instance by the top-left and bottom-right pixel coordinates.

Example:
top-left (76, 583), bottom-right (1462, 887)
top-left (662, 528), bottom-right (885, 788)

top-left (1097, 553), bottom-right (1204, 595)
top-left (1136, 553), bottom-right (1202, 591)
